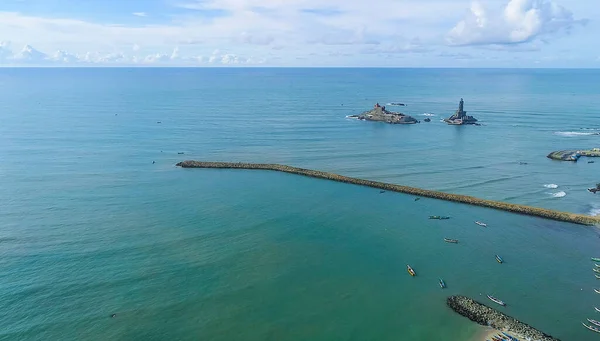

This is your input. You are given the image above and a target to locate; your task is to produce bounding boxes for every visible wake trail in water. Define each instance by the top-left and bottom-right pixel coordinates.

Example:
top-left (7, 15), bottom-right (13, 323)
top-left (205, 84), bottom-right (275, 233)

top-left (543, 184), bottom-right (558, 189)
top-left (554, 131), bottom-right (599, 137)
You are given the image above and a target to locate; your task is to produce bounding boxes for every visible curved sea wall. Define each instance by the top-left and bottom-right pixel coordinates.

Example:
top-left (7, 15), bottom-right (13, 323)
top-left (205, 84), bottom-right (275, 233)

top-left (176, 161), bottom-right (600, 226)
top-left (447, 295), bottom-right (560, 341)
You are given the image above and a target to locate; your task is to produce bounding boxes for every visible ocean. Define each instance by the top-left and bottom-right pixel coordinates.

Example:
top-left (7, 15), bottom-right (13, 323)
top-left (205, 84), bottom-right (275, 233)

top-left (0, 68), bottom-right (599, 340)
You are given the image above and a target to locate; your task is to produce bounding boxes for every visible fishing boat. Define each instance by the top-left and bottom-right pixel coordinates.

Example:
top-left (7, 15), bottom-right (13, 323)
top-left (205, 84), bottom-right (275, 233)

top-left (594, 289), bottom-right (600, 294)
top-left (596, 274), bottom-right (600, 279)
top-left (429, 215), bottom-right (450, 220)
top-left (582, 322), bottom-right (600, 333)
top-left (475, 221), bottom-right (487, 227)
top-left (444, 238), bottom-right (459, 243)
top-left (407, 265), bottom-right (416, 276)
top-left (595, 307), bottom-right (600, 313)
top-left (596, 264), bottom-right (600, 268)
top-left (594, 268), bottom-right (600, 274)
top-left (495, 255), bottom-right (504, 263)
top-left (487, 295), bottom-right (506, 306)
top-left (588, 319), bottom-right (600, 328)
top-left (502, 332), bottom-right (518, 341)
top-left (439, 278), bottom-right (446, 288)
top-left (592, 257), bottom-right (600, 262)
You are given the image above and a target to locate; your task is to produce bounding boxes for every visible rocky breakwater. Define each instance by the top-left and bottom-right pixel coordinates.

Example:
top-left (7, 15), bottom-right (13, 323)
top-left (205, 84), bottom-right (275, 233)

top-left (447, 296), bottom-right (560, 341)
top-left (348, 104), bottom-right (418, 124)
top-left (176, 161), bottom-right (600, 226)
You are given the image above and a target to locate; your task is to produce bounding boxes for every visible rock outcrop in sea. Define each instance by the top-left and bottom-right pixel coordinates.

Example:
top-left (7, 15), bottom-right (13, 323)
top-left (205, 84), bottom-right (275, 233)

top-left (547, 148), bottom-right (600, 162)
top-left (447, 295), bottom-right (560, 341)
top-left (348, 103), bottom-right (418, 124)
top-left (444, 98), bottom-right (478, 125)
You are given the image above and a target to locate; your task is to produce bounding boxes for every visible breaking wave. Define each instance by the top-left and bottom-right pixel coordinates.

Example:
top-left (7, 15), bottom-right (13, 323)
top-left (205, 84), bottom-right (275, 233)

top-left (543, 184), bottom-right (558, 189)
top-left (422, 113), bottom-right (436, 117)
top-left (554, 131), bottom-right (599, 137)
top-left (551, 191), bottom-right (567, 198)
top-left (590, 203), bottom-right (600, 217)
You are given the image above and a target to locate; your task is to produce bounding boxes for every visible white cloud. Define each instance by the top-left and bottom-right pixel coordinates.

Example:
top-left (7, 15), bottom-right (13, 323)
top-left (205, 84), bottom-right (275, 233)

top-left (50, 50), bottom-right (79, 63)
top-left (447, 0), bottom-right (586, 46)
top-left (13, 44), bottom-right (47, 62)
top-left (0, 0), bottom-right (594, 66)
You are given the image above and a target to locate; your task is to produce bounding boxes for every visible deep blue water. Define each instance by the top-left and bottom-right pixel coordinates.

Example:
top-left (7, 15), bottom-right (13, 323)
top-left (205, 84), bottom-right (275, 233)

top-left (0, 68), bottom-right (599, 341)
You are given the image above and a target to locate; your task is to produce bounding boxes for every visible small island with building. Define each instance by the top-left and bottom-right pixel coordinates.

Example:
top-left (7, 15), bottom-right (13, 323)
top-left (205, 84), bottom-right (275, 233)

top-left (547, 148), bottom-right (600, 162)
top-left (349, 103), bottom-right (419, 124)
top-left (444, 98), bottom-right (479, 125)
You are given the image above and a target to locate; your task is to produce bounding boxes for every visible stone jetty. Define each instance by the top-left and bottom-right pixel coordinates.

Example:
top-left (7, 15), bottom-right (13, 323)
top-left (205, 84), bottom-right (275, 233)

top-left (176, 161), bottom-right (600, 226)
top-left (447, 296), bottom-right (560, 341)
top-left (348, 103), bottom-right (419, 124)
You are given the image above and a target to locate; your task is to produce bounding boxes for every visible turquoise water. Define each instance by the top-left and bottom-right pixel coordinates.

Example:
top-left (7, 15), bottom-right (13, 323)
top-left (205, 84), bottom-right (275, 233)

top-left (1, 68), bottom-right (600, 340)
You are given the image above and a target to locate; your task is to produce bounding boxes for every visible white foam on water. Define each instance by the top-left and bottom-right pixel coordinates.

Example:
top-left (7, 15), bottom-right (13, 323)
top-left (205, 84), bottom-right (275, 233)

top-left (590, 203), bottom-right (600, 216)
top-left (554, 131), bottom-right (598, 137)
top-left (543, 184), bottom-right (558, 189)
top-left (552, 191), bottom-right (566, 198)
top-left (422, 113), bottom-right (436, 117)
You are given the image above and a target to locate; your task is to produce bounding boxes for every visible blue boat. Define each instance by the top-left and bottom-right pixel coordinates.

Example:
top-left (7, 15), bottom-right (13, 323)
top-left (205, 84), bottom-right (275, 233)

top-left (439, 278), bottom-right (446, 288)
top-left (495, 255), bottom-right (504, 263)
top-left (502, 332), bottom-right (519, 340)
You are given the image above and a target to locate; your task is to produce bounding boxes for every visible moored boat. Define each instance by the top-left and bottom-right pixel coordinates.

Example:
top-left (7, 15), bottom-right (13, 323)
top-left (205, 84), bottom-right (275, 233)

top-left (588, 318), bottom-right (600, 328)
top-left (429, 215), bottom-right (450, 220)
top-left (592, 257), bottom-right (600, 262)
top-left (582, 322), bottom-right (600, 333)
top-left (594, 268), bottom-right (600, 274)
top-left (444, 238), bottom-right (459, 243)
top-left (487, 294), bottom-right (506, 306)
top-left (439, 278), bottom-right (446, 288)
top-left (594, 289), bottom-right (600, 294)
top-left (595, 263), bottom-right (600, 268)
top-left (595, 307), bottom-right (600, 313)
top-left (495, 255), bottom-right (504, 263)
top-left (596, 274), bottom-right (600, 279)
top-left (407, 264), bottom-right (416, 276)
top-left (502, 332), bottom-right (518, 341)
top-left (475, 221), bottom-right (487, 227)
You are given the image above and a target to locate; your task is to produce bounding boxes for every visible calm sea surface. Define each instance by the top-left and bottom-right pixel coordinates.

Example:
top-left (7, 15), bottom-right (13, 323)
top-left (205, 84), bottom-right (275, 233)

top-left (0, 68), bottom-right (599, 340)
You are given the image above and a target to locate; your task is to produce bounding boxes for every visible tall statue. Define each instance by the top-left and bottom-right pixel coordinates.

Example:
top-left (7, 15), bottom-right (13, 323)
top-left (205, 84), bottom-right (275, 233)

top-left (459, 98), bottom-right (464, 113)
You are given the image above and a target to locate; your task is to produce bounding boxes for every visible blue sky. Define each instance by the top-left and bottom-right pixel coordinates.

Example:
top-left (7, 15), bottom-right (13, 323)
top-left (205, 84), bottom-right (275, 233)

top-left (0, 0), bottom-right (597, 67)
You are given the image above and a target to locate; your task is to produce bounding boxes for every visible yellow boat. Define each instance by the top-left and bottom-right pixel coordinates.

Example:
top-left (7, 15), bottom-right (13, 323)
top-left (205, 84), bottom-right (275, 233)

top-left (407, 265), bottom-right (416, 276)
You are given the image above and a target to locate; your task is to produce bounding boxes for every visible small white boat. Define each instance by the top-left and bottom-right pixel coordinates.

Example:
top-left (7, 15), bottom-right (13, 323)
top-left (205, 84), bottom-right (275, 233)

top-left (595, 289), bottom-right (600, 294)
top-left (595, 307), bottom-right (600, 313)
top-left (596, 274), bottom-right (600, 279)
top-left (595, 264), bottom-right (600, 268)
top-left (594, 268), bottom-right (600, 274)
top-left (475, 221), bottom-right (487, 227)
top-left (487, 295), bottom-right (506, 306)
top-left (588, 319), bottom-right (600, 328)
top-left (583, 322), bottom-right (600, 333)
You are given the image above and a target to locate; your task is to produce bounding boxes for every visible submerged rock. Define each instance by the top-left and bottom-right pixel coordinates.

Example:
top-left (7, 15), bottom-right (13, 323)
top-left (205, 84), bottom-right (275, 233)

top-left (349, 103), bottom-right (418, 124)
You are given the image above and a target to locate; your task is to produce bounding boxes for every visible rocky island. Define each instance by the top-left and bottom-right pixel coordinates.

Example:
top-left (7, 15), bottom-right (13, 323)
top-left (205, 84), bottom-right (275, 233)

top-left (444, 98), bottom-right (479, 125)
top-left (447, 295), bottom-right (560, 341)
top-left (547, 148), bottom-right (600, 162)
top-left (349, 103), bottom-right (419, 124)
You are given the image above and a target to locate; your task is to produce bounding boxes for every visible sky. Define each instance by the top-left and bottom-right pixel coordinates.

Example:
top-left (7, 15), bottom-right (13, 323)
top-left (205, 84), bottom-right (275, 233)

top-left (0, 0), bottom-right (598, 67)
